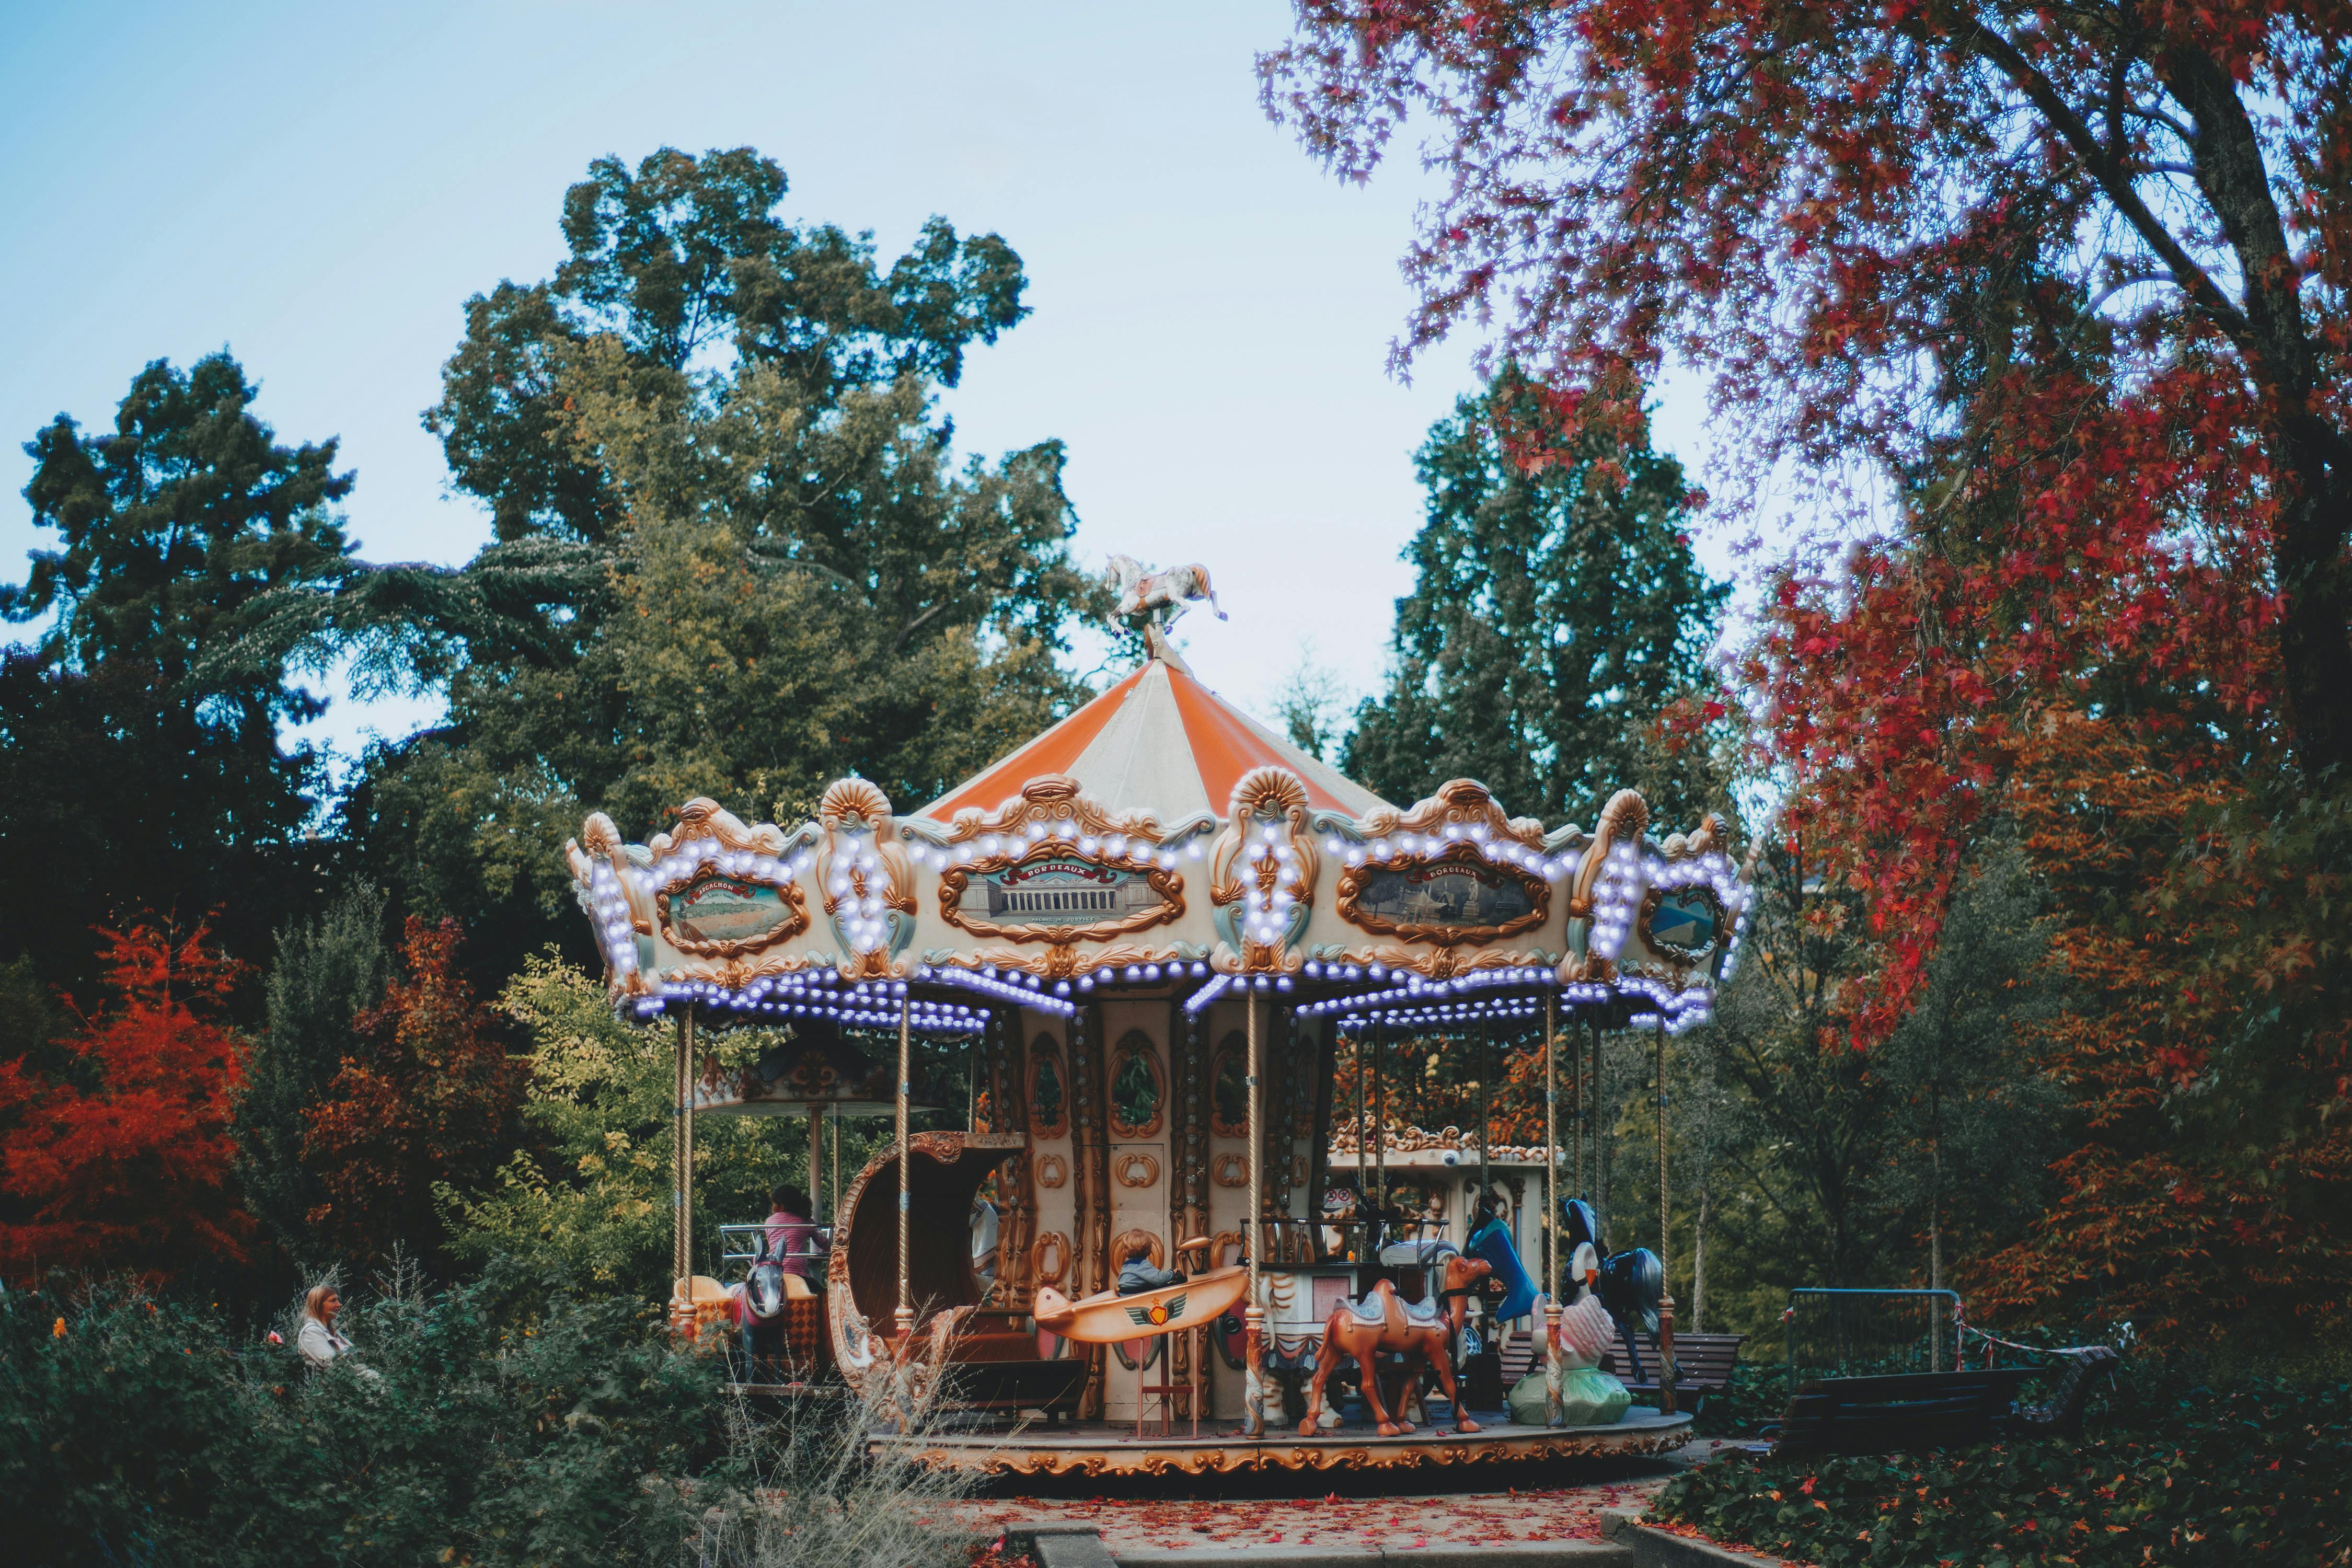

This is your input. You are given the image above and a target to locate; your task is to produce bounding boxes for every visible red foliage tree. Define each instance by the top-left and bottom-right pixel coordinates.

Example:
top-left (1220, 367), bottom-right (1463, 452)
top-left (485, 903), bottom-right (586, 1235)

top-left (1266, 3), bottom-right (2352, 1331)
top-left (0, 921), bottom-right (251, 1279)
top-left (301, 918), bottom-right (522, 1267)
top-left (1262, 0), bottom-right (2348, 772)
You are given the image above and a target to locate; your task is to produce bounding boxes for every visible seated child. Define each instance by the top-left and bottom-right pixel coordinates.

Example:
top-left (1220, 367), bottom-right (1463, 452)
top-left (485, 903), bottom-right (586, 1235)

top-left (1115, 1239), bottom-right (1185, 1295)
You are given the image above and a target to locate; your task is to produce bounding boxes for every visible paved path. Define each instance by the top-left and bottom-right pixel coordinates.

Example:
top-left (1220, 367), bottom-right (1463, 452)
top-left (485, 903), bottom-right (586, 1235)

top-left (964, 1443), bottom-right (1748, 1557)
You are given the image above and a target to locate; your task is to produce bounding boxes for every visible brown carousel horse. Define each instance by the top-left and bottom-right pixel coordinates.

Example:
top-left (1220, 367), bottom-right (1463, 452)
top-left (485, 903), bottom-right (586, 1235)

top-left (1298, 1251), bottom-right (1492, 1437)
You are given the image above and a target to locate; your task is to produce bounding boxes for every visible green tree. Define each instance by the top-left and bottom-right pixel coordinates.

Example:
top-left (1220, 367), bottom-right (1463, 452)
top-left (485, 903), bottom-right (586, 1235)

top-left (1870, 830), bottom-right (2067, 1292)
top-left (1690, 827), bottom-right (1888, 1297)
top-left (449, 956), bottom-right (964, 1289)
top-left (0, 356), bottom-right (352, 988)
top-left (424, 145), bottom-right (1027, 545)
top-left (236, 883), bottom-right (389, 1261)
top-left (330, 148), bottom-right (1097, 979)
top-left (1346, 370), bottom-right (1727, 825)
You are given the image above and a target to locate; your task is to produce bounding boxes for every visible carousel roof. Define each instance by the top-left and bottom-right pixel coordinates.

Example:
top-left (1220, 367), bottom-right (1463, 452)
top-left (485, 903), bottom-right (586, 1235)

top-left (918, 653), bottom-right (1392, 826)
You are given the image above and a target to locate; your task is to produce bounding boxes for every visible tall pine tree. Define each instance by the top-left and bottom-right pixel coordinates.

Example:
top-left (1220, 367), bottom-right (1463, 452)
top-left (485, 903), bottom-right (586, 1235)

top-left (1346, 371), bottom-right (1727, 825)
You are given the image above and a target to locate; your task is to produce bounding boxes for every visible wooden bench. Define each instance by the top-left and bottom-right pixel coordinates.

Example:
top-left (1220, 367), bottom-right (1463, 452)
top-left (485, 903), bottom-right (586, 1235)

top-left (1768, 1345), bottom-right (2120, 1455)
top-left (1602, 1331), bottom-right (1748, 1412)
top-left (1770, 1367), bottom-right (2039, 1455)
top-left (1493, 1329), bottom-right (1748, 1413)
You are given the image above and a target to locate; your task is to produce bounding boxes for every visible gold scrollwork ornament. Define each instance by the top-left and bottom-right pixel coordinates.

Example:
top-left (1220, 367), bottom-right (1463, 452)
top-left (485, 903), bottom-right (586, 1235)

top-left (1207, 767), bottom-right (1318, 975)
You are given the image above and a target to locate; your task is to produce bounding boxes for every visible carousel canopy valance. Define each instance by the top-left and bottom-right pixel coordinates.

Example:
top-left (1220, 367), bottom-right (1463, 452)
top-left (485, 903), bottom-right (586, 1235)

top-left (564, 631), bottom-right (1756, 1033)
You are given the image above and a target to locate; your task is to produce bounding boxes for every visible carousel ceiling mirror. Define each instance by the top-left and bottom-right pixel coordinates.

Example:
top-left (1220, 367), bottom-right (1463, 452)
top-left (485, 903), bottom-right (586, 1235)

top-left (1210, 1031), bottom-right (1249, 1138)
top-left (1108, 1029), bottom-right (1165, 1139)
top-left (1028, 1034), bottom-right (1068, 1139)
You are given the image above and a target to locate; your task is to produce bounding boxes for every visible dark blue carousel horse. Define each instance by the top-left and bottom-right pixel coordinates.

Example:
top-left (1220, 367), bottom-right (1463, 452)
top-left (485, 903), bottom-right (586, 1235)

top-left (1465, 1210), bottom-right (1539, 1324)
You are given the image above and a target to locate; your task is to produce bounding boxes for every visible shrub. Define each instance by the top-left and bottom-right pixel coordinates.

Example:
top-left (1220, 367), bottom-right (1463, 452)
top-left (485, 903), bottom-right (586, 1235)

top-left (1651, 1361), bottom-right (2352, 1565)
top-left (2, 1259), bottom-right (993, 1567)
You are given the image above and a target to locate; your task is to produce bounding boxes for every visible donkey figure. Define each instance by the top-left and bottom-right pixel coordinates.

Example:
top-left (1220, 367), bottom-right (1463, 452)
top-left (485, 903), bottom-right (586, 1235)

top-left (1298, 1251), bottom-right (1492, 1437)
top-left (733, 1233), bottom-right (791, 1383)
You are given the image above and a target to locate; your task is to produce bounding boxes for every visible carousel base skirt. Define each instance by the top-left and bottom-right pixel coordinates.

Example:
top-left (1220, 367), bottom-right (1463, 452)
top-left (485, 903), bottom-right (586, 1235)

top-left (870, 1410), bottom-right (1692, 1475)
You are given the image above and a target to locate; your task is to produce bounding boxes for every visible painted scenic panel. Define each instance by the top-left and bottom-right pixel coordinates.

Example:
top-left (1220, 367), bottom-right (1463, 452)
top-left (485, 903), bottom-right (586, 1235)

top-left (666, 874), bottom-right (793, 948)
top-left (1349, 859), bottom-right (1537, 930)
top-left (1645, 889), bottom-right (1721, 956)
top-left (951, 855), bottom-right (1166, 928)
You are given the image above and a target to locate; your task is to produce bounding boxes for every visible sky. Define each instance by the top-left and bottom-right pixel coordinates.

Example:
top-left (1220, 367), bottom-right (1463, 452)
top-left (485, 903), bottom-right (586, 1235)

top-left (0, 1), bottom-right (1732, 768)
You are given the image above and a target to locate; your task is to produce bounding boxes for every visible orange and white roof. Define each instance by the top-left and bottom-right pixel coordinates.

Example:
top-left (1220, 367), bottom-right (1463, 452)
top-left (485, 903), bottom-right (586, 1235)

top-left (918, 656), bottom-right (1393, 826)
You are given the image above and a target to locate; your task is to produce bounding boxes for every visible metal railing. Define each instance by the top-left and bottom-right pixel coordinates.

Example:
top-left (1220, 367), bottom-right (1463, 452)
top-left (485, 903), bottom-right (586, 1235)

top-left (716, 1221), bottom-right (832, 1272)
top-left (1784, 1288), bottom-right (1961, 1387)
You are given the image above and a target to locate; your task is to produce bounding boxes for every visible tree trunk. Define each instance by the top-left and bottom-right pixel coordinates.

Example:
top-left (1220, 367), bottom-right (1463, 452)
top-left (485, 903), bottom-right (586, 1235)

top-left (1691, 1185), bottom-right (1707, 1334)
top-left (1929, 1136), bottom-right (1942, 1294)
top-left (2160, 48), bottom-right (2352, 777)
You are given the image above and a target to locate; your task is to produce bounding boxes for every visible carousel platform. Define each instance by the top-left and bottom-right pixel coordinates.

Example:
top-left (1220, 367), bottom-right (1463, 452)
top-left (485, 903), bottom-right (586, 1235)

top-left (874, 1409), bottom-right (1692, 1476)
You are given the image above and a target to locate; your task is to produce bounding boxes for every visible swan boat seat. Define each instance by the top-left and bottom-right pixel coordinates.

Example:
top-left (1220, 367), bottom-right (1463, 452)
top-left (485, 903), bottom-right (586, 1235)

top-left (828, 1131), bottom-right (1087, 1416)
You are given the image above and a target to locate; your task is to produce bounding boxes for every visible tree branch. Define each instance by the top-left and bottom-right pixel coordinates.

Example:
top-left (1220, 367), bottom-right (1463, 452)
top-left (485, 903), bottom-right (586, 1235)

top-left (1964, 24), bottom-right (2252, 346)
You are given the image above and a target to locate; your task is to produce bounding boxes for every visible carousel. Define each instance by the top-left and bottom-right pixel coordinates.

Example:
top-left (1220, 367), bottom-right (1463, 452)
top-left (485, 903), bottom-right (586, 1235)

top-left (561, 561), bottom-right (1756, 1475)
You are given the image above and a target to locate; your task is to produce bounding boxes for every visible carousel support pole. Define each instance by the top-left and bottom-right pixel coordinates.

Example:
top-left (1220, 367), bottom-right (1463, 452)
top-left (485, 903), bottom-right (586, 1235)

top-left (1655, 1016), bottom-right (1678, 1417)
top-left (1243, 985), bottom-right (1266, 1439)
top-left (895, 996), bottom-right (914, 1341)
top-left (1371, 1018), bottom-right (1386, 1223)
top-left (1354, 1025), bottom-right (1367, 1260)
top-left (1544, 994), bottom-right (1563, 1427)
top-left (1573, 1012), bottom-right (1585, 1203)
top-left (1591, 1020), bottom-right (1606, 1232)
top-left (671, 1010), bottom-right (690, 1308)
top-left (808, 1100), bottom-right (825, 1226)
top-left (1478, 1022), bottom-right (1492, 1225)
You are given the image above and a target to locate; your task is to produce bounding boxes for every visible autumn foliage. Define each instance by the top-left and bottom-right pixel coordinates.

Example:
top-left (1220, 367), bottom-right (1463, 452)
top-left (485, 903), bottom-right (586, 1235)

top-left (300, 918), bottom-right (522, 1267)
top-left (0, 922), bottom-right (251, 1281)
top-left (1265, 0), bottom-right (2352, 1342)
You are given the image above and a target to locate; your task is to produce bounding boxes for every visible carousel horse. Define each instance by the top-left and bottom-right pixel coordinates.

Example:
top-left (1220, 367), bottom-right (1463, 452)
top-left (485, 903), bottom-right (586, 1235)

top-left (1553, 1199), bottom-right (1664, 1380)
top-left (1104, 554), bottom-right (1227, 627)
top-left (1597, 1246), bottom-right (1665, 1380)
top-left (1467, 1212), bottom-right (1539, 1325)
top-left (1298, 1252), bottom-right (1492, 1437)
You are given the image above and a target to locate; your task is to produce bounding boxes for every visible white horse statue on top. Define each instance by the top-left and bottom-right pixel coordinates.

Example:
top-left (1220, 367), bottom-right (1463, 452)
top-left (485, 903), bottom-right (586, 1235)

top-left (1104, 554), bottom-right (1227, 628)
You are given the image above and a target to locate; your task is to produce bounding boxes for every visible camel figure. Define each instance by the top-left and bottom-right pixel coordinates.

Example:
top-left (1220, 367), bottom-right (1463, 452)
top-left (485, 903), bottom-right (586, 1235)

top-left (1104, 555), bottom-right (1227, 627)
top-left (1298, 1252), bottom-right (1492, 1437)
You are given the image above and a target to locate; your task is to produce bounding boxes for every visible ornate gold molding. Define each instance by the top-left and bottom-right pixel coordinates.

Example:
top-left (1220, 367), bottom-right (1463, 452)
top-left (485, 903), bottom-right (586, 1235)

top-left (650, 796), bottom-right (795, 860)
top-left (962, 942), bottom-right (1187, 981)
top-left (1637, 883), bottom-right (1727, 967)
top-left (1330, 944), bottom-right (1552, 981)
top-left (940, 773), bottom-right (1165, 845)
top-left (1029, 1230), bottom-right (1070, 1288)
top-left (1328, 1122), bottom-right (1558, 1164)
top-left (1114, 1151), bottom-right (1161, 1189)
top-left (1566, 788), bottom-right (1647, 920)
top-left (1107, 1032), bottom-right (1166, 1139)
top-left (1358, 778), bottom-right (1546, 849)
top-left (815, 779), bottom-right (915, 981)
top-left (1208, 767), bottom-right (1319, 975)
top-left (1035, 1154), bottom-right (1069, 1189)
top-left (881, 1418), bottom-right (1691, 1474)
